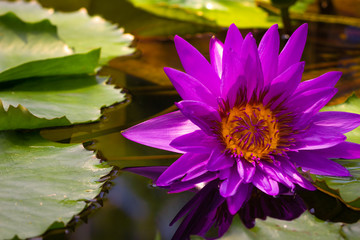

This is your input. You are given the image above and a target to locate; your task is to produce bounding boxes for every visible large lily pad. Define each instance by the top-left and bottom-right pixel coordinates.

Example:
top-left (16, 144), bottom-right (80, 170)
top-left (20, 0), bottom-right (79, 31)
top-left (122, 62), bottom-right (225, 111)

top-left (0, 75), bottom-right (125, 130)
top-left (223, 212), bottom-right (347, 240)
top-left (0, 131), bottom-right (111, 239)
top-left (0, 1), bottom-right (134, 64)
top-left (128, 0), bottom-right (279, 28)
top-left (0, 13), bottom-right (100, 82)
top-left (314, 160), bottom-right (360, 210)
top-left (49, 9), bottom-right (134, 64)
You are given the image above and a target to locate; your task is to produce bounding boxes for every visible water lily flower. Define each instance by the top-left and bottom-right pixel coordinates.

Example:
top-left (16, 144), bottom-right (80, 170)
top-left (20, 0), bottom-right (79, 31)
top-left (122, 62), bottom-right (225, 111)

top-left (122, 23), bottom-right (360, 228)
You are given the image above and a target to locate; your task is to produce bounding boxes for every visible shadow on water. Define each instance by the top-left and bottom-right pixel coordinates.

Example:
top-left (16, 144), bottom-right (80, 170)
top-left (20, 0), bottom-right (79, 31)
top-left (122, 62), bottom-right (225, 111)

top-left (28, 0), bottom-right (360, 239)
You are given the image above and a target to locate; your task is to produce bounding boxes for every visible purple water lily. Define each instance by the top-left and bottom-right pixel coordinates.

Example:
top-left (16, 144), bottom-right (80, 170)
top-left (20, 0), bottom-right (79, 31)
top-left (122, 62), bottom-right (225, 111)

top-left (122, 23), bottom-right (360, 233)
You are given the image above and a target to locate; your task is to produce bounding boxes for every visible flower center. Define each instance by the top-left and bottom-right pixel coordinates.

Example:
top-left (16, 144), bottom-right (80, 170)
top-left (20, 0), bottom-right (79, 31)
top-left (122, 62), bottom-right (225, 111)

top-left (220, 104), bottom-right (280, 162)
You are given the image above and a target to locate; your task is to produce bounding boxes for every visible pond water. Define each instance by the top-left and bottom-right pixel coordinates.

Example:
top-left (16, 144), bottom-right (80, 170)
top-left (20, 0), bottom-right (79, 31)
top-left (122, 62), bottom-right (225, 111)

top-left (31, 0), bottom-right (360, 239)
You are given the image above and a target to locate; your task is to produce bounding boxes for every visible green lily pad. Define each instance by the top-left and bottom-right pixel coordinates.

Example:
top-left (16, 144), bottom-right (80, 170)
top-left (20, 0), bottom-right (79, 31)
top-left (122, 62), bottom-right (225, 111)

top-left (314, 159), bottom-right (360, 210)
top-left (0, 1), bottom-right (134, 64)
top-left (48, 9), bottom-right (134, 64)
top-left (0, 1), bottom-right (52, 22)
top-left (0, 13), bottom-right (100, 82)
top-left (0, 13), bottom-right (71, 73)
top-left (0, 75), bottom-right (125, 130)
top-left (128, 0), bottom-right (280, 28)
top-left (342, 222), bottom-right (360, 240)
top-left (224, 212), bottom-right (345, 240)
top-left (0, 131), bottom-right (111, 239)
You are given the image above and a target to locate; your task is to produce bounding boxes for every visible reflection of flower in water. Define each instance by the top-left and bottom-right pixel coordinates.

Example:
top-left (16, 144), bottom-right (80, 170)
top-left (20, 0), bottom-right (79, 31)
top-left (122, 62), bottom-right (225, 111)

top-left (122, 23), bottom-right (360, 239)
top-left (125, 166), bottom-right (307, 239)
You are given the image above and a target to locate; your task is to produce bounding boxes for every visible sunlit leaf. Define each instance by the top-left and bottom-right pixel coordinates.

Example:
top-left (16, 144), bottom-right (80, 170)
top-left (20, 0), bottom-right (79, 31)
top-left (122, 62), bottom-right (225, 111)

top-left (87, 0), bottom-right (218, 37)
top-left (0, 1), bottom-right (134, 64)
top-left (128, 0), bottom-right (280, 28)
top-left (0, 131), bottom-right (111, 239)
top-left (0, 75), bottom-right (125, 130)
top-left (49, 9), bottom-right (134, 64)
top-left (0, 12), bottom-right (100, 82)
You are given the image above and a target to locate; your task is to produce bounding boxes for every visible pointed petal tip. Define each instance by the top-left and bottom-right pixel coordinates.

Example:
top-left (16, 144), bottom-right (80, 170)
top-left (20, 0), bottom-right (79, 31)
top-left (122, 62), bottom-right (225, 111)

top-left (269, 24), bottom-right (279, 31)
top-left (229, 23), bottom-right (238, 29)
top-left (174, 35), bottom-right (187, 48)
top-left (295, 23), bottom-right (308, 35)
top-left (331, 71), bottom-right (343, 79)
top-left (163, 66), bottom-right (179, 77)
top-left (245, 32), bottom-right (254, 39)
top-left (163, 66), bottom-right (171, 73)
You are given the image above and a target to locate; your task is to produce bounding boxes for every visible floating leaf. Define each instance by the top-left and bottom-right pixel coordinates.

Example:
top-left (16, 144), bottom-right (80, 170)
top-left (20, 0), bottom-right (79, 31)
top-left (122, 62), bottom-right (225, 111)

top-left (223, 212), bottom-right (346, 240)
top-left (128, 0), bottom-right (280, 28)
top-left (49, 9), bottom-right (134, 64)
top-left (0, 13), bottom-right (100, 82)
top-left (314, 160), bottom-right (360, 210)
top-left (342, 222), bottom-right (360, 240)
top-left (0, 75), bottom-right (125, 130)
top-left (87, 0), bottom-right (218, 37)
top-left (0, 131), bottom-right (111, 239)
top-left (0, 1), bottom-right (134, 64)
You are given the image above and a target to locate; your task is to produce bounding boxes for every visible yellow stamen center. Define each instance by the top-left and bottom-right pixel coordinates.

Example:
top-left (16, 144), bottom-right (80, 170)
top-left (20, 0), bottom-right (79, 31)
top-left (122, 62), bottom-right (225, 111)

top-left (221, 104), bottom-right (280, 162)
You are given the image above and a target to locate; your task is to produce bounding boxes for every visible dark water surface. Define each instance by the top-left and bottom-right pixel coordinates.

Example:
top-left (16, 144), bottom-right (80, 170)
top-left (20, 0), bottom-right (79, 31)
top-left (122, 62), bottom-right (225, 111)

top-left (33, 0), bottom-right (360, 239)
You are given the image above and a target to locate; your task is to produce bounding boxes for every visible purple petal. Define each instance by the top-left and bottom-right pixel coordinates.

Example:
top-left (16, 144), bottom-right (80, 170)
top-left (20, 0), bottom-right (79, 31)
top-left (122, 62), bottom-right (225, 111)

top-left (241, 33), bottom-right (264, 101)
top-left (168, 172), bottom-right (218, 193)
top-left (224, 23), bottom-right (243, 55)
top-left (220, 49), bottom-right (244, 106)
top-left (170, 130), bottom-right (219, 153)
top-left (182, 165), bottom-right (208, 181)
top-left (294, 71), bottom-right (342, 96)
top-left (312, 111), bottom-right (360, 134)
top-left (286, 87), bottom-right (337, 125)
top-left (289, 151), bottom-right (351, 177)
top-left (156, 153), bottom-right (210, 186)
top-left (252, 171), bottom-right (279, 195)
top-left (293, 123), bottom-right (346, 150)
top-left (312, 142), bottom-right (360, 159)
top-left (278, 23), bottom-right (308, 75)
top-left (259, 162), bottom-right (295, 189)
top-left (176, 100), bottom-right (220, 135)
top-left (263, 61), bottom-right (305, 109)
top-left (227, 183), bottom-right (252, 214)
top-left (207, 148), bottom-right (234, 171)
top-left (174, 35), bottom-right (221, 96)
top-left (221, 24), bottom-right (243, 96)
top-left (122, 111), bottom-right (199, 153)
top-left (258, 24), bottom-right (279, 87)
top-left (237, 160), bottom-right (256, 183)
top-left (209, 36), bottom-right (224, 78)
top-left (278, 157), bottom-right (316, 191)
top-left (124, 166), bottom-right (167, 181)
top-left (219, 166), bottom-right (242, 197)
top-left (164, 67), bottom-right (217, 108)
